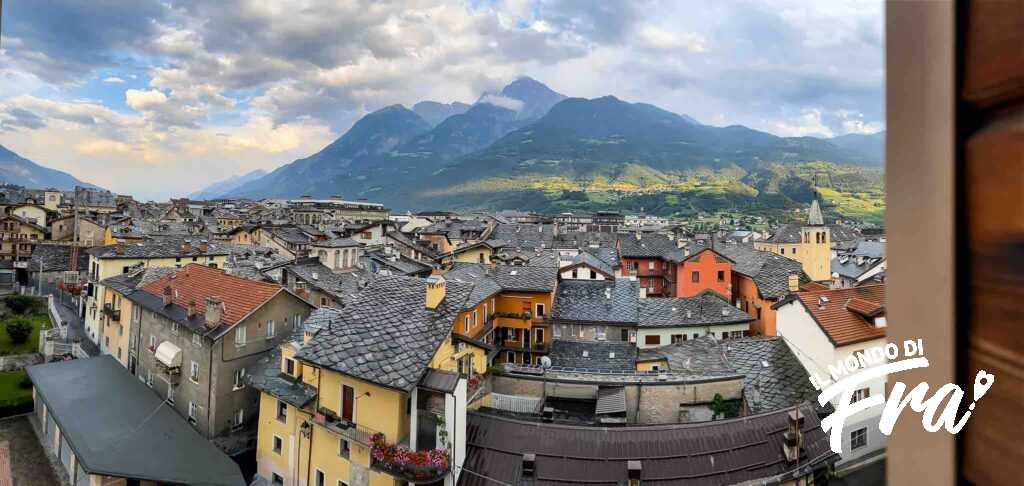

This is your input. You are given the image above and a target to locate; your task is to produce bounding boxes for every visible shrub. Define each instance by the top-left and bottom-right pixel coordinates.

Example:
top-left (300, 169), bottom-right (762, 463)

top-left (5, 319), bottom-right (33, 345)
top-left (17, 374), bottom-right (32, 389)
top-left (5, 295), bottom-right (37, 315)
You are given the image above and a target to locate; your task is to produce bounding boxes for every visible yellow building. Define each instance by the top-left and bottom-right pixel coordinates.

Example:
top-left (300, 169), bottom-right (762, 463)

top-left (83, 238), bottom-right (230, 353)
top-left (753, 200), bottom-right (832, 282)
top-left (252, 275), bottom-right (480, 486)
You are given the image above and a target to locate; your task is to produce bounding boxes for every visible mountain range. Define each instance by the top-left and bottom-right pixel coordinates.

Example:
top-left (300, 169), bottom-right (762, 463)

top-left (0, 144), bottom-right (99, 190)
top-left (189, 169), bottom-right (268, 200)
top-left (223, 77), bottom-right (885, 221)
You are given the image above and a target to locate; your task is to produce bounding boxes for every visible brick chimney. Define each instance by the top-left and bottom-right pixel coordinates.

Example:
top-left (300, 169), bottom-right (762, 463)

top-left (205, 296), bottom-right (224, 329)
top-left (425, 275), bottom-right (446, 310)
top-left (187, 300), bottom-right (198, 318)
top-left (114, 239), bottom-right (125, 255)
top-left (162, 286), bottom-right (173, 306)
top-left (182, 239), bottom-right (192, 253)
top-left (199, 239), bottom-right (209, 252)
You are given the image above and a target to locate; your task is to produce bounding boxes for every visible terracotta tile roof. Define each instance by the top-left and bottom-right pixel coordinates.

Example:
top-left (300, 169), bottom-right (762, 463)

top-left (140, 263), bottom-right (281, 327)
top-left (793, 285), bottom-right (886, 346)
top-left (846, 297), bottom-right (884, 318)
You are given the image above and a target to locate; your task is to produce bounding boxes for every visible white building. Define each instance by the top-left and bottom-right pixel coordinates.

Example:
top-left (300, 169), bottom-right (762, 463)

top-left (774, 285), bottom-right (887, 473)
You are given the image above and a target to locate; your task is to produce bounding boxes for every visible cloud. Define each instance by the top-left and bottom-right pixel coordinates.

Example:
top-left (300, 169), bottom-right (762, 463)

top-left (0, 0), bottom-right (885, 199)
top-left (478, 94), bottom-right (524, 111)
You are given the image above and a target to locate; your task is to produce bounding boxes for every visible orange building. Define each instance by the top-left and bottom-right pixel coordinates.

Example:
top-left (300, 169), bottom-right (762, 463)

top-left (717, 243), bottom-right (805, 336)
top-left (675, 248), bottom-right (734, 298)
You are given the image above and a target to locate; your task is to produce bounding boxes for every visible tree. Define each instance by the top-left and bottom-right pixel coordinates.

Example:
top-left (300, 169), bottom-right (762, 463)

top-left (5, 296), bottom-right (36, 315)
top-left (6, 319), bottom-right (33, 345)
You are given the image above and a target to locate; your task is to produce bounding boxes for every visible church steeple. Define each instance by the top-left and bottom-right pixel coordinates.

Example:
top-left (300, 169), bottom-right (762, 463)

top-left (807, 199), bottom-right (825, 226)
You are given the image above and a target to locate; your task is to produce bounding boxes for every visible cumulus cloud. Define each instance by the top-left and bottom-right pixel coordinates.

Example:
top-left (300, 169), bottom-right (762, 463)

top-left (0, 0), bottom-right (885, 199)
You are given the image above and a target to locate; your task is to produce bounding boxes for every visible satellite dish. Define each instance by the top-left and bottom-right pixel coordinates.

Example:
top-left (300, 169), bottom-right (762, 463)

top-left (539, 356), bottom-right (552, 369)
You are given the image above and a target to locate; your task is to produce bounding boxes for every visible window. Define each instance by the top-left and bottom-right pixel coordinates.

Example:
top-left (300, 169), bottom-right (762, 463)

top-left (192, 332), bottom-right (202, 347)
top-left (571, 268), bottom-right (578, 279)
top-left (167, 386), bottom-right (175, 404)
top-left (850, 427), bottom-right (868, 450)
top-left (188, 401), bottom-right (198, 424)
top-left (535, 303), bottom-right (545, 317)
top-left (132, 305), bottom-right (141, 323)
top-left (235, 326), bottom-right (247, 347)
top-left (190, 361), bottom-right (200, 383)
top-left (756, 307), bottom-right (762, 320)
top-left (277, 400), bottom-right (288, 422)
top-left (171, 321), bottom-right (179, 334)
top-left (472, 310), bottom-right (478, 326)
top-left (233, 408), bottom-right (245, 428)
top-left (233, 368), bottom-right (246, 390)
top-left (852, 387), bottom-right (870, 403)
top-left (464, 316), bottom-right (470, 333)
top-left (691, 271), bottom-right (699, 282)
top-left (645, 335), bottom-right (661, 345)
top-left (339, 438), bottom-right (350, 458)
top-left (730, 331), bottom-right (744, 339)
top-left (717, 270), bottom-right (725, 282)
top-left (284, 358), bottom-right (296, 375)
top-left (780, 248), bottom-right (784, 254)
top-left (272, 435), bottom-right (283, 454)
top-left (145, 369), bottom-right (153, 387)
top-left (671, 334), bottom-right (683, 344)
top-left (647, 261), bottom-right (654, 270)
top-left (148, 335), bottom-right (156, 351)
top-left (506, 351), bottom-right (515, 363)
top-left (315, 470), bottom-right (326, 486)
top-left (267, 320), bottom-right (275, 338)
top-left (271, 473), bottom-right (284, 486)
top-left (553, 325), bottom-right (561, 338)
top-left (535, 327), bottom-right (544, 345)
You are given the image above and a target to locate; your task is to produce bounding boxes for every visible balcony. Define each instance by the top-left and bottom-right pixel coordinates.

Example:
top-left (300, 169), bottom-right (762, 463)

top-left (314, 408), bottom-right (378, 447)
top-left (493, 313), bottom-right (532, 330)
top-left (102, 303), bottom-right (121, 322)
top-left (370, 432), bottom-right (450, 484)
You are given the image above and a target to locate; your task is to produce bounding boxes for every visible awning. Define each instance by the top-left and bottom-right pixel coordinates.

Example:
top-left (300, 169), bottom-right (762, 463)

top-left (155, 341), bottom-right (182, 368)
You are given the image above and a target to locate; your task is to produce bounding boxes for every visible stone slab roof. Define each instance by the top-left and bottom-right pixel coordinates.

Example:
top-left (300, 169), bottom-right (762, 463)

top-left (552, 279), bottom-right (639, 324)
top-left (638, 291), bottom-right (753, 328)
top-left (548, 339), bottom-right (638, 372)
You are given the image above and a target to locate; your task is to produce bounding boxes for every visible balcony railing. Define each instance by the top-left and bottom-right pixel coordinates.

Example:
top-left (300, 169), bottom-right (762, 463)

top-left (314, 408), bottom-right (379, 447)
top-left (102, 303), bottom-right (121, 322)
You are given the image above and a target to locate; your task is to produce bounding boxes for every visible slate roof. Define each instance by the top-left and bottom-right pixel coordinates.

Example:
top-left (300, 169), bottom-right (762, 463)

top-left (286, 261), bottom-right (371, 303)
top-left (552, 279), bottom-right (639, 324)
top-left (247, 326), bottom-right (318, 409)
top-left (386, 230), bottom-right (440, 260)
top-left (563, 251), bottom-right (614, 278)
top-left (312, 237), bottom-right (361, 248)
top-left (831, 254), bottom-right (884, 280)
top-left (716, 243), bottom-right (804, 299)
top-left (29, 245), bottom-right (90, 272)
top-left (638, 291), bottom-right (753, 328)
top-left (636, 338), bottom-right (737, 376)
top-left (27, 356), bottom-right (245, 485)
top-left (459, 404), bottom-right (836, 486)
top-left (617, 234), bottom-right (683, 261)
top-left (295, 275), bottom-right (473, 392)
top-left (723, 337), bottom-right (829, 414)
top-left (851, 241), bottom-right (885, 259)
top-left (446, 263), bottom-right (557, 306)
top-left (491, 247), bottom-right (560, 267)
top-left (362, 251), bottom-right (433, 276)
top-left (548, 339), bottom-right (638, 372)
top-left (487, 223), bottom-right (555, 250)
top-left (763, 223), bottom-right (805, 244)
top-left (101, 266), bottom-right (177, 296)
top-left (88, 237), bottom-right (231, 259)
top-left (782, 285), bottom-right (886, 346)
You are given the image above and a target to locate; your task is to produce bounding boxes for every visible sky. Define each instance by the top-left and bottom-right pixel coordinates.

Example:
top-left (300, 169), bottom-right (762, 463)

top-left (0, 0), bottom-right (884, 201)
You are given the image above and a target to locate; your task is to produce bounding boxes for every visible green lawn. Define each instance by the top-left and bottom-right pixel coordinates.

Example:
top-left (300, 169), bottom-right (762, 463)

top-left (0, 314), bottom-right (51, 355)
top-left (0, 370), bottom-right (32, 406)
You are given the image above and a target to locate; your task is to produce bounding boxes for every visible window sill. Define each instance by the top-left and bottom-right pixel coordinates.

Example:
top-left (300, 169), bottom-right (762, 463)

top-left (233, 385), bottom-right (246, 392)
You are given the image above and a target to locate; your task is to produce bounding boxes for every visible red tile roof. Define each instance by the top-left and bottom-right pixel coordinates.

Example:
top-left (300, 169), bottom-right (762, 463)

top-left (141, 263), bottom-right (281, 326)
top-left (794, 285), bottom-right (886, 346)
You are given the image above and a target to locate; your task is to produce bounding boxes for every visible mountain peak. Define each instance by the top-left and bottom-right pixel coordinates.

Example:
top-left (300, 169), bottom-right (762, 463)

top-left (482, 76), bottom-right (567, 121)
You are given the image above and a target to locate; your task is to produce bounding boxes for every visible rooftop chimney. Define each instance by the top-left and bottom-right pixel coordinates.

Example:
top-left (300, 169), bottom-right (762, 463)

top-left (522, 453), bottom-right (536, 477)
top-left (199, 239), bottom-right (209, 252)
top-left (187, 300), bottom-right (198, 318)
top-left (205, 296), bottom-right (224, 329)
top-left (788, 273), bottom-right (799, 292)
top-left (162, 286), bottom-right (174, 306)
top-left (182, 239), bottom-right (193, 253)
top-left (783, 409), bottom-right (805, 464)
top-left (627, 460), bottom-right (642, 486)
top-left (114, 239), bottom-right (125, 255)
top-left (425, 275), bottom-right (446, 310)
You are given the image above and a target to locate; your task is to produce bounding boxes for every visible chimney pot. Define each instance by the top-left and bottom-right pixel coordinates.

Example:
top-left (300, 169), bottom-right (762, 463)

top-left (182, 239), bottom-right (193, 253)
top-left (205, 296), bottom-right (224, 329)
top-left (162, 286), bottom-right (173, 306)
top-left (627, 460), bottom-right (642, 481)
top-left (522, 453), bottom-right (536, 477)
